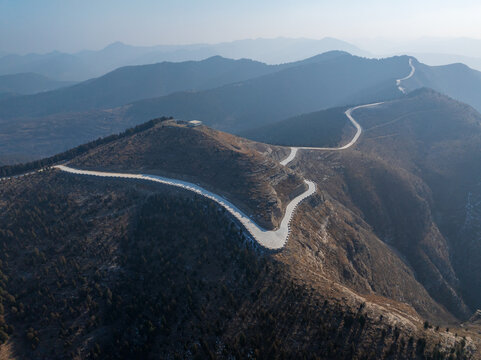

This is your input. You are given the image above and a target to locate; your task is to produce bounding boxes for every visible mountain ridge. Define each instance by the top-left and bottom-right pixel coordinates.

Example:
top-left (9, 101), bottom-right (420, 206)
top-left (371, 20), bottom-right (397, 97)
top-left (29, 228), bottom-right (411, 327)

top-left (2, 107), bottom-right (479, 357)
top-left (0, 52), bottom-right (409, 164)
top-left (0, 56), bottom-right (278, 119)
top-left (2, 52), bottom-right (481, 172)
top-left (0, 72), bottom-right (75, 96)
top-left (0, 37), bottom-right (368, 81)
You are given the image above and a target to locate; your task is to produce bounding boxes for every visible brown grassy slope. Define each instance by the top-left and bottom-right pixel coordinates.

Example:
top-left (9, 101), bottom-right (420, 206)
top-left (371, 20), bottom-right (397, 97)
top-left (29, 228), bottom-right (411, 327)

top-left (71, 120), bottom-right (304, 229)
top-left (297, 89), bottom-right (481, 320)
top-left (283, 150), bottom-right (457, 323)
top-left (356, 90), bottom-right (481, 314)
top-left (0, 170), bottom-right (477, 359)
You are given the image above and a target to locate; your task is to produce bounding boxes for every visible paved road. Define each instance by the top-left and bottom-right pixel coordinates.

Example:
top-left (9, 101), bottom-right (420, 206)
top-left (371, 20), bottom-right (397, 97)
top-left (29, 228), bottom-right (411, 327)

top-left (280, 58), bottom-right (416, 166)
top-left (396, 58), bottom-right (415, 94)
top-left (279, 148), bottom-right (298, 166)
top-left (54, 165), bottom-right (316, 250)
top-left (55, 100), bottom-right (379, 249)
top-left (279, 102), bottom-right (384, 166)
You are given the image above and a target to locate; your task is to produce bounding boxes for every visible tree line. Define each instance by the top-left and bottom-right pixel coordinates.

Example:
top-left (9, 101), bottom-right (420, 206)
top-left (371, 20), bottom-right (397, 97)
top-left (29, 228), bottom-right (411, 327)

top-left (0, 116), bottom-right (172, 178)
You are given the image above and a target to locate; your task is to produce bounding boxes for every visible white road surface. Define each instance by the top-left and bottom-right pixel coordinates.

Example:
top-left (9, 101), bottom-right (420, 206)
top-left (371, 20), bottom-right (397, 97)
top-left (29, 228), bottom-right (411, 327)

top-left (54, 101), bottom-right (378, 249)
top-left (396, 58), bottom-right (415, 94)
top-left (54, 165), bottom-right (317, 250)
top-left (279, 102), bottom-right (384, 166)
top-left (279, 148), bottom-right (298, 166)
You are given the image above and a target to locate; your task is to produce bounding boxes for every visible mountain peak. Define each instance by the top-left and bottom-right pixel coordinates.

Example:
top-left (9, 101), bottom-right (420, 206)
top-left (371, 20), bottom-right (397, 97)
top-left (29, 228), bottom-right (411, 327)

top-left (103, 41), bottom-right (130, 50)
top-left (293, 50), bottom-right (352, 65)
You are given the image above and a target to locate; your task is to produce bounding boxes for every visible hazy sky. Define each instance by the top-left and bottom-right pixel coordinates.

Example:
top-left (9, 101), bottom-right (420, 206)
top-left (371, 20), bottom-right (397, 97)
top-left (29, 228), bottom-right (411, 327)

top-left (1, 0), bottom-right (481, 54)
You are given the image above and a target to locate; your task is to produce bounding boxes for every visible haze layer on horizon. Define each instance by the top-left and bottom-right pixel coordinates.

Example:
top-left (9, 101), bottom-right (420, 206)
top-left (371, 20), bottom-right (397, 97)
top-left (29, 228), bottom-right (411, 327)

top-left (1, 0), bottom-right (481, 54)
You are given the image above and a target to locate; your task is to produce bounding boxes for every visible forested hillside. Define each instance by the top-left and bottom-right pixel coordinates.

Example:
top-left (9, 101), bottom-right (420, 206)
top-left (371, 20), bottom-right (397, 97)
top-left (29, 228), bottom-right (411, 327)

top-left (0, 169), bottom-right (473, 359)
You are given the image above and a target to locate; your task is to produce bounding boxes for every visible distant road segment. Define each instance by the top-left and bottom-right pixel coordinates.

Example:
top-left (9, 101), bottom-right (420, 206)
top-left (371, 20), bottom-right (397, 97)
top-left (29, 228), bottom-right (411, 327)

top-left (279, 102), bottom-right (384, 166)
top-left (280, 58), bottom-right (416, 166)
top-left (396, 58), bottom-right (415, 94)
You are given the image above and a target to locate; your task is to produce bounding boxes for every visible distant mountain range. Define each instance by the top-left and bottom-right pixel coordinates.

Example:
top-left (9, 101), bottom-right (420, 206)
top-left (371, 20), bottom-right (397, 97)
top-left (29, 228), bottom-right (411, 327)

top-left (409, 53), bottom-right (481, 73)
top-left (370, 37), bottom-right (481, 59)
top-left (1, 51), bottom-right (481, 165)
top-left (0, 56), bottom-right (279, 118)
top-left (0, 73), bottom-right (75, 98)
top-left (120, 52), bottom-right (408, 133)
top-left (5, 37), bottom-right (481, 82)
top-left (0, 37), bottom-right (367, 81)
top-left (403, 59), bottom-right (481, 112)
top-left (356, 37), bottom-right (481, 71)
top-left (0, 51), bottom-right (407, 162)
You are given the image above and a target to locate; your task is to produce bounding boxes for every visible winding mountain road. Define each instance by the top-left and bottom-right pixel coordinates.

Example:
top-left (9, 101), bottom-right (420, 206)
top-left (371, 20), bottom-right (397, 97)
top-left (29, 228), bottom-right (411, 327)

top-left (396, 58), bottom-right (415, 94)
top-left (280, 58), bottom-right (416, 166)
top-left (279, 102), bottom-right (384, 166)
top-left (54, 101), bottom-right (377, 250)
top-left (51, 58), bottom-right (415, 249)
top-left (54, 165), bottom-right (316, 250)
